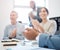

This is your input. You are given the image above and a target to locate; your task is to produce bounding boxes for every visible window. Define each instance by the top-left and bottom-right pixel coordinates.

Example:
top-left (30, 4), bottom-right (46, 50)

top-left (14, 0), bottom-right (46, 24)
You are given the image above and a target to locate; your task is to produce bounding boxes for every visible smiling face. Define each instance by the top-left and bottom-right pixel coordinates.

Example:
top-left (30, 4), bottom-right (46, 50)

top-left (39, 7), bottom-right (49, 20)
top-left (10, 11), bottom-right (18, 24)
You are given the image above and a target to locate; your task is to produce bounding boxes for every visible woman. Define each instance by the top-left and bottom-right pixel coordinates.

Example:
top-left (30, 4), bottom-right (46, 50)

top-left (24, 7), bottom-right (57, 40)
top-left (31, 7), bottom-right (57, 35)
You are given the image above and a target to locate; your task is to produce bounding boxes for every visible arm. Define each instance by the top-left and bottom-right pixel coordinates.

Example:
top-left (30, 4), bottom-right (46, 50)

top-left (28, 16), bottom-right (33, 27)
top-left (45, 20), bottom-right (57, 35)
top-left (3, 26), bottom-right (9, 40)
top-left (31, 19), bottom-right (44, 33)
top-left (28, 12), bottom-right (35, 27)
top-left (23, 28), bottom-right (39, 40)
top-left (9, 28), bottom-right (16, 39)
top-left (16, 24), bottom-right (25, 40)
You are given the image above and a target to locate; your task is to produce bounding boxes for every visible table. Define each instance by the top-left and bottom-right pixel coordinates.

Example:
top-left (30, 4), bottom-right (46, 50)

top-left (12, 44), bottom-right (55, 50)
top-left (0, 40), bottom-right (55, 50)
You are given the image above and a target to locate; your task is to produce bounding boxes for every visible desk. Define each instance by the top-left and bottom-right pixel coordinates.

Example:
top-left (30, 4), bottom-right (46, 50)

top-left (0, 40), bottom-right (55, 50)
top-left (12, 44), bottom-right (55, 50)
top-left (0, 41), bottom-right (17, 50)
top-left (1, 40), bottom-right (38, 50)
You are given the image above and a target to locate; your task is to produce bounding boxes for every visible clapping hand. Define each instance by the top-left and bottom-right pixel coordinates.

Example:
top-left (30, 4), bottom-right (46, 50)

top-left (31, 19), bottom-right (44, 33)
top-left (9, 28), bottom-right (17, 39)
top-left (23, 28), bottom-right (39, 40)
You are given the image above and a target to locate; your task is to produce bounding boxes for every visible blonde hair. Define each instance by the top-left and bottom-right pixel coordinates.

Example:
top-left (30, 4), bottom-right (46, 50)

top-left (10, 11), bottom-right (18, 18)
top-left (11, 11), bottom-right (18, 15)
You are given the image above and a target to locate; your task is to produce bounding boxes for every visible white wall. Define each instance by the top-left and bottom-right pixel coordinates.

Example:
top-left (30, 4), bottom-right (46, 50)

top-left (46, 0), bottom-right (60, 18)
top-left (0, 0), bottom-right (60, 40)
top-left (0, 0), bottom-right (13, 40)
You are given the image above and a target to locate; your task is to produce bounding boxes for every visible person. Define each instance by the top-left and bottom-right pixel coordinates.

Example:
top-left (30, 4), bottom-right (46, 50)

top-left (23, 7), bottom-right (57, 40)
top-left (39, 33), bottom-right (60, 49)
top-left (3, 11), bottom-right (25, 40)
top-left (28, 0), bottom-right (41, 27)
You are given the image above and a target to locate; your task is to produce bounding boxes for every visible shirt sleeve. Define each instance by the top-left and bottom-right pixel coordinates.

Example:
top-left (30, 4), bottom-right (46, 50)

top-left (3, 26), bottom-right (9, 40)
top-left (16, 23), bottom-right (25, 40)
top-left (44, 20), bottom-right (57, 35)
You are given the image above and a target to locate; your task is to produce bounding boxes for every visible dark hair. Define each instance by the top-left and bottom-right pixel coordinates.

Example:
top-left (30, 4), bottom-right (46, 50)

top-left (39, 7), bottom-right (49, 14)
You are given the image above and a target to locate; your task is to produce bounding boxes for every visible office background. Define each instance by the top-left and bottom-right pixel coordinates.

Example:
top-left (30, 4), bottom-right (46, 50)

top-left (0, 0), bottom-right (60, 41)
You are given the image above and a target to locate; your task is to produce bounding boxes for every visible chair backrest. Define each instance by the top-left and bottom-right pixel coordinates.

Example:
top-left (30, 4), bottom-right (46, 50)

top-left (49, 16), bottom-right (60, 35)
top-left (18, 21), bottom-right (22, 23)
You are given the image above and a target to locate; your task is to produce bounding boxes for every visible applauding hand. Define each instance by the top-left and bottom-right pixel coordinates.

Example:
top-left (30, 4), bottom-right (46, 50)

top-left (23, 28), bottom-right (39, 40)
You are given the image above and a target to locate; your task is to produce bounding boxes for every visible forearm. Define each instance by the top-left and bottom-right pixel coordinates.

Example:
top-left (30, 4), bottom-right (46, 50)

top-left (36, 25), bottom-right (44, 33)
top-left (3, 28), bottom-right (9, 40)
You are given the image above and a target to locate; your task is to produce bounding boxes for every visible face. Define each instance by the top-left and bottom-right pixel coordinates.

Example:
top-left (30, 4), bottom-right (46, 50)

top-left (10, 11), bottom-right (18, 23)
top-left (39, 8), bottom-right (48, 20)
top-left (30, 1), bottom-right (35, 9)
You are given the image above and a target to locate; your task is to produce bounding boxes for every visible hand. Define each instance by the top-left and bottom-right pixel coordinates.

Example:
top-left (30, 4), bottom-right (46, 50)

top-left (9, 28), bottom-right (17, 38)
top-left (29, 12), bottom-right (35, 19)
top-left (23, 28), bottom-right (39, 40)
top-left (31, 20), bottom-right (40, 30)
top-left (31, 19), bottom-right (44, 33)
